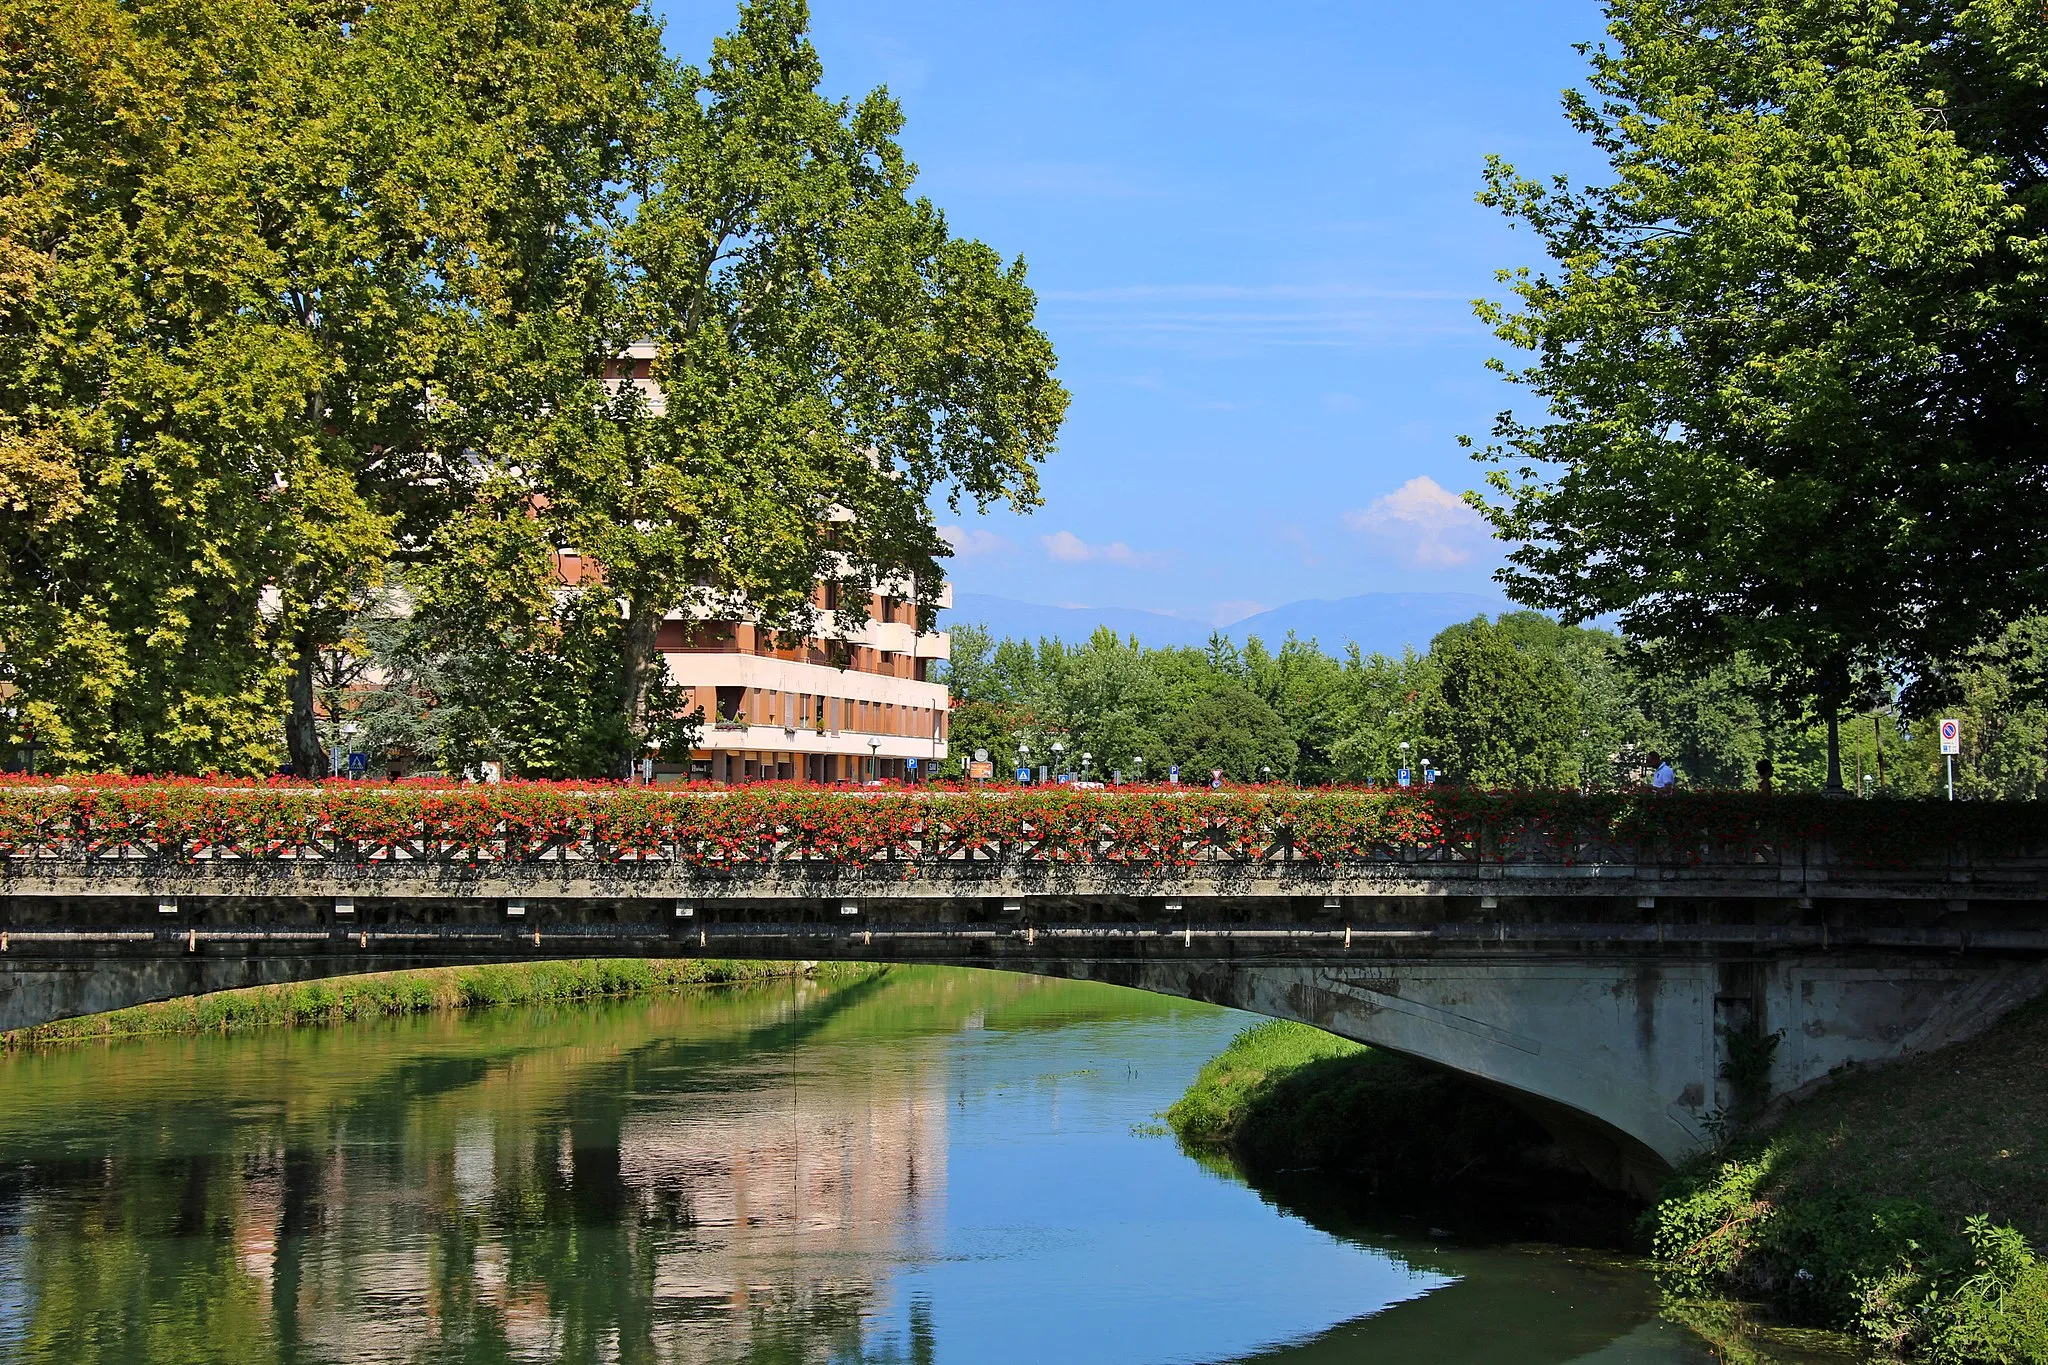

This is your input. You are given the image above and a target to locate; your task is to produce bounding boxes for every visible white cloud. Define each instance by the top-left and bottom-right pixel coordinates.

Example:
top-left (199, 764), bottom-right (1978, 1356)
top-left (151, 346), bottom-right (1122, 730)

top-left (1342, 475), bottom-right (1488, 568)
top-left (1040, 530), bottom-right (1163, 567)
top-left (938, 525), bottom-right (1013, 558)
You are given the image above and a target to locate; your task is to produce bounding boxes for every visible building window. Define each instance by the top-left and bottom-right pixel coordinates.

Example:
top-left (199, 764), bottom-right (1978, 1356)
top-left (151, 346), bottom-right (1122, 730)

top-left (715, 686), bottom-right (744, 723)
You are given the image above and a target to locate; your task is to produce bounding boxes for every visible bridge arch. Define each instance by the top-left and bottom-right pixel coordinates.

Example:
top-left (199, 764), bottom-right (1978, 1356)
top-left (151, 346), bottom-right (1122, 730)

top-left (10, 933), bottom-right (2046, 1199)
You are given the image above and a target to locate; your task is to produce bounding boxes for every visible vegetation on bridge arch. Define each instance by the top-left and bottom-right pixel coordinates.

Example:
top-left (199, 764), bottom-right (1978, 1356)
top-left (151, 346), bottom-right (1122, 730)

top-left (0, 778), bottom-right (2037, 871)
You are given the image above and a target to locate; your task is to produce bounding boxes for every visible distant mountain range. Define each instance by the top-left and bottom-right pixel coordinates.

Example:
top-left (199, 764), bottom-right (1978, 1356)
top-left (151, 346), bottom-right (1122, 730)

top-left (947, 591), bottom-right (1512, 658)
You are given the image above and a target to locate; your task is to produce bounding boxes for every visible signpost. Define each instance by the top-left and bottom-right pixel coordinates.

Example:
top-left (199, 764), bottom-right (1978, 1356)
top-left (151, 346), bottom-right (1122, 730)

top-left (1167, 765), bottom-right (1180, 785)
top-left (1397, 767), bottom-right (1411, 788)
top-left (1940, 718), bottom-right (1961, 801)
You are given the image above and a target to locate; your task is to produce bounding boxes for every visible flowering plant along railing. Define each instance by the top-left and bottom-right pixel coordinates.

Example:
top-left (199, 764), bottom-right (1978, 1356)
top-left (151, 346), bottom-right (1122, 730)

top-left (0, 779), bottom-right (2040, 872)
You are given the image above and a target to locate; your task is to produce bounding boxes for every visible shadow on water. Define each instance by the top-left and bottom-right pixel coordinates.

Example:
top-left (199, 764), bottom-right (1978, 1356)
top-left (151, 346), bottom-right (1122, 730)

top-left (0, 965), bottom-right (1867, 1364)
top-left (1215, 1170), bottom-right (1867, 1365)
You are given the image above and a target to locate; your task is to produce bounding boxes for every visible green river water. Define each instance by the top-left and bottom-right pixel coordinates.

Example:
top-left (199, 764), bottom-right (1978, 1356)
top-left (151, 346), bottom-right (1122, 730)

top-left (0, 966), bottom-right (1862, 1363)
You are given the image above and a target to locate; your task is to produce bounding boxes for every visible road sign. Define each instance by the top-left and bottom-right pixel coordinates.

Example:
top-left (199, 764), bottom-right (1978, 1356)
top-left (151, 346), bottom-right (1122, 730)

top-left (968, 760), bottom-right (994, 780)
top-left (1016, 766), bottom-right (1031, 783)
top-left (347, 751), bottom-right (367, 775)
top-left (973, 749), bottom-right (988, 763)
top-left (1168, 765), bottom-right (1180, 784)
top-left (1940, 718), bottom-right (1961, 755)
top-left (1397, 767), bottom-right (1411, 787)
top-left (906, 757), bottom-right (918, 771)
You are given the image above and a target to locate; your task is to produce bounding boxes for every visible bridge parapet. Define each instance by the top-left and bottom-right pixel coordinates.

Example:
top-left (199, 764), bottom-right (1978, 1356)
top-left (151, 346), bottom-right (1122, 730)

top-left (1, 782), bottom-right (2042, 882)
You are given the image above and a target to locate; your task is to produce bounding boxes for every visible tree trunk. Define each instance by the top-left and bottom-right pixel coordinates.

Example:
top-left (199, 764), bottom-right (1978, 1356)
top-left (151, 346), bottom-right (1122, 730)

top-left (617, 599), bottom-right (660, 778)
top-left (286, 640), bottom-right (323, 778)
top-left (1824, 703), bottom-right (1846, 795)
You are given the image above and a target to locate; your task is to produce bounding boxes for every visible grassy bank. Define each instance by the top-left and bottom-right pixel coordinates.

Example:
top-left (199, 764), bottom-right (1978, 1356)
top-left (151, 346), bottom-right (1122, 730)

top-left (1163, 1019), bottom-right (1621, 1233)
top-left (1651, 999), bottom-right (2048, 1363)
top-left (1, 958), bottom-right (841, 1050)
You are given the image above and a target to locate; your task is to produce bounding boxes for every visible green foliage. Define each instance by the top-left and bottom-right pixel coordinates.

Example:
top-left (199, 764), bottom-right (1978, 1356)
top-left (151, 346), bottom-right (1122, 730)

top-left (1649, 997), bottom-right (2048, 1359)
top-left (940, 609), bottom-right (2048, 797)
top-left (1, 0), bottom-right (1057, 780)
top-left (0, 0), bottom-right (661, 774)
top-left (1470, 0), bottom-right (2048, 729)
top-left (0, 958), bottom-right (825, 1049)
top-left (1422, 616), bottom-right (1580, 787)
top-left (1169, 682), bottom-right (1298, 783)
top-left (1166, 1018), bottom-right (1579, 1202)
top-left (520, 0), bottom-right (1065, 771)
top-left (1164, 1019), bottom-right (1363, 1149)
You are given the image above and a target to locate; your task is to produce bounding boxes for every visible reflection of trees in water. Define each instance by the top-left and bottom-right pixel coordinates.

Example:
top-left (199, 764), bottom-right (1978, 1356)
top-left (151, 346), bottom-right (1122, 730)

top-left (0, 969), bottom-right (1019, 1364)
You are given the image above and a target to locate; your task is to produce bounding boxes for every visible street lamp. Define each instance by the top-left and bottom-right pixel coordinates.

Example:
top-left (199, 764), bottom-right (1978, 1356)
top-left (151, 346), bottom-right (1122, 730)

top-left (1051, 740), bottom-right (1065, 778)
top-left (1259, 765), bottom-right (1272, 784)
top-left (1133, 756), bottom-right (1146, 783)
top-left (1081, 751), bottom-right (1092, 779)
top-left (868, 737), bottom-right (880, 783)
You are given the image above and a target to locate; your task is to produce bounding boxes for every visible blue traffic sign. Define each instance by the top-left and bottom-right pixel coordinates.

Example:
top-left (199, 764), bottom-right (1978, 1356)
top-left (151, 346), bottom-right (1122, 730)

top-left (1397, 767), bottom-right (1412, 787)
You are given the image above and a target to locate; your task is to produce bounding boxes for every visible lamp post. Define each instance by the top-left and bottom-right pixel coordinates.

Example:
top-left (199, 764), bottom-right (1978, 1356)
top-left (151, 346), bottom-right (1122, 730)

top-left (1133, 756), bottom-right (1145, 784)
top-left (1397, 740), bottom-right (1410, 788)
top-left (1259, 765), bottom-right (1272, 784)
top-left (868, 737), bottom-right (879, 783)
top-left (1051, 740), bottom-right (1065, 780)
top-left (1081, 751), bottom-right (1092, 780)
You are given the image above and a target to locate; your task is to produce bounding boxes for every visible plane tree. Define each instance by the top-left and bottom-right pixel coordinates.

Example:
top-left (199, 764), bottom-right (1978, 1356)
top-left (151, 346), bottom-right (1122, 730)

top-left (520, 0), bottom-right (1069, 773)
top-left (1468, 0), bottom-right (2048, 788)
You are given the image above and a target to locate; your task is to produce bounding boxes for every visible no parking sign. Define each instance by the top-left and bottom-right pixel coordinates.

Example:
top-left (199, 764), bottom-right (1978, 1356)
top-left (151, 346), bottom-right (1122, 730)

top-left (1939, 718), bottom-right (1961, 755)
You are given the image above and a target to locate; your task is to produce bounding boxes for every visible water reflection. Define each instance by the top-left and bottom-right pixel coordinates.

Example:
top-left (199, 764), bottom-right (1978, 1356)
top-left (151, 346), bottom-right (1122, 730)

top-left (0, 967), bottom-right (1844, 1363)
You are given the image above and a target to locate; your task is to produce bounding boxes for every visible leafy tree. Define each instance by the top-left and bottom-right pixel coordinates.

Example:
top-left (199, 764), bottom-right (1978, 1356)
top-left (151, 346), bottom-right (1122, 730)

top-left (1469, 0), bottom-right (2048, 789)
top-left (1421, 618), bottom-right (1579, 787)
top-left (402, 490), bottom-right (698, 779)
top-left (0, 0), bottom-right (662, 774)
top-left (533, 0), bottom-right (1068, 773)
top-left (1169, 683), bottom-right (1297, 785)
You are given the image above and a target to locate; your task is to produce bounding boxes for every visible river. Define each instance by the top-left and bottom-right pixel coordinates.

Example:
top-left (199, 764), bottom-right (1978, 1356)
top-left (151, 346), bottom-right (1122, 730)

top-left (0, 966), bottom-right (1859, 1363)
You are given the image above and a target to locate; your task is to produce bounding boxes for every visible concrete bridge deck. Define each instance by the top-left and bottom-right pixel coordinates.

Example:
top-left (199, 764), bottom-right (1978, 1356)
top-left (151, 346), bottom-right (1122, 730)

top-left (5, 788), bottom-right (2046, 1194)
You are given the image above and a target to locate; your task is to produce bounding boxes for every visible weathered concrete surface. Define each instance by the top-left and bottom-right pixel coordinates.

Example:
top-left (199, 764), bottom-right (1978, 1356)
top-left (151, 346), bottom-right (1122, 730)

top-left (7, 855), bottom-right (2048, 1192)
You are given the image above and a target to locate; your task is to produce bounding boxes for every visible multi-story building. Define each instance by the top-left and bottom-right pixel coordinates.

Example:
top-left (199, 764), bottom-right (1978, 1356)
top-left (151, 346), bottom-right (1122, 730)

top-left (591, 344), bottom-right (953, 784)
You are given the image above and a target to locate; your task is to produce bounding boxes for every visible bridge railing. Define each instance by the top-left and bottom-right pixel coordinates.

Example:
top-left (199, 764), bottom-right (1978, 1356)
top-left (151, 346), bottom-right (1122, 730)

top-left (0, 781), bottom-right (2039, 874)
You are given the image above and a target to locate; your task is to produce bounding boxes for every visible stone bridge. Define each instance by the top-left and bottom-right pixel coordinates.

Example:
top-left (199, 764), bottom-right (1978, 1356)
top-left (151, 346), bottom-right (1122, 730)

top-left (4, 789), bottom-right (2046, 1194)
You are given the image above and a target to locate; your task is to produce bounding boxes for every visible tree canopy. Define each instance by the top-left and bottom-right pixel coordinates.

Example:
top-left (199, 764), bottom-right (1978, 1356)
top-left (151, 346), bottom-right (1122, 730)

top-left (0, 0), bottom-right (1062, 777)
top-left (938, 610), bottom-right (2042, 798)
top-left (1469, 0), bottom-right (2048, 778)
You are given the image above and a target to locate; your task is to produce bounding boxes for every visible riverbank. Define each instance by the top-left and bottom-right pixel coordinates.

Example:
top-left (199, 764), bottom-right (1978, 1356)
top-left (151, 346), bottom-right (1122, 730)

top-left (1652, 998), bottom-right (2048, 1363)
top-left (0, 958), bottom-right (849, 1050)
top-left (1167, 1009), bottom-right (2048, 1362)
top-left (1162, 1018), bottom-right (1634, 1241)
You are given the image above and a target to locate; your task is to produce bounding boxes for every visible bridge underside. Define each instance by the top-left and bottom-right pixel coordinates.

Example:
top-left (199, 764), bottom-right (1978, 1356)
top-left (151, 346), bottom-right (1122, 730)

top-left (7, 876), bottom-right (2047, 1198)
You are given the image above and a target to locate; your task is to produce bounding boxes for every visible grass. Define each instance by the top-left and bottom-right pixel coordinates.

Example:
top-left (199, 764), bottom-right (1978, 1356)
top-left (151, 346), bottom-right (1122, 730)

top-left (0, 958), bottom-right (834, 1050)
top-left (1162, 1017), bottom-right (1622, 1236)
top-left (1650, 998), bottom-right (2048, 1362)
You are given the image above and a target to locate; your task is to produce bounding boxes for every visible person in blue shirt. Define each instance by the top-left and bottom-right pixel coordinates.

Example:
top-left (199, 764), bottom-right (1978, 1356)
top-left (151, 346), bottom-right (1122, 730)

top-left (1649, 752), bottom-right (1676, 794)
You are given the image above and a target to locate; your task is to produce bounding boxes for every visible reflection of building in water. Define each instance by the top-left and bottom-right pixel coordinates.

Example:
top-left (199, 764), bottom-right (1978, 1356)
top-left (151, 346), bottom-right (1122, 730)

top-left (235, 1038), bottom-right (948, 1363)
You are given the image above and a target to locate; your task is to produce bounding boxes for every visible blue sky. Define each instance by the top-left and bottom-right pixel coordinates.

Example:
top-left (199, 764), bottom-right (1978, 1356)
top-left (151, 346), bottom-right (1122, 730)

top-left (653, 0), bottom-right (1609, 625)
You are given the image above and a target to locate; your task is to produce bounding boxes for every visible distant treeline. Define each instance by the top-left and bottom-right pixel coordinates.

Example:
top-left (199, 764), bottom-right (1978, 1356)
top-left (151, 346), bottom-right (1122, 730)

top-left (939, 613), bottom-right (2048, 797)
